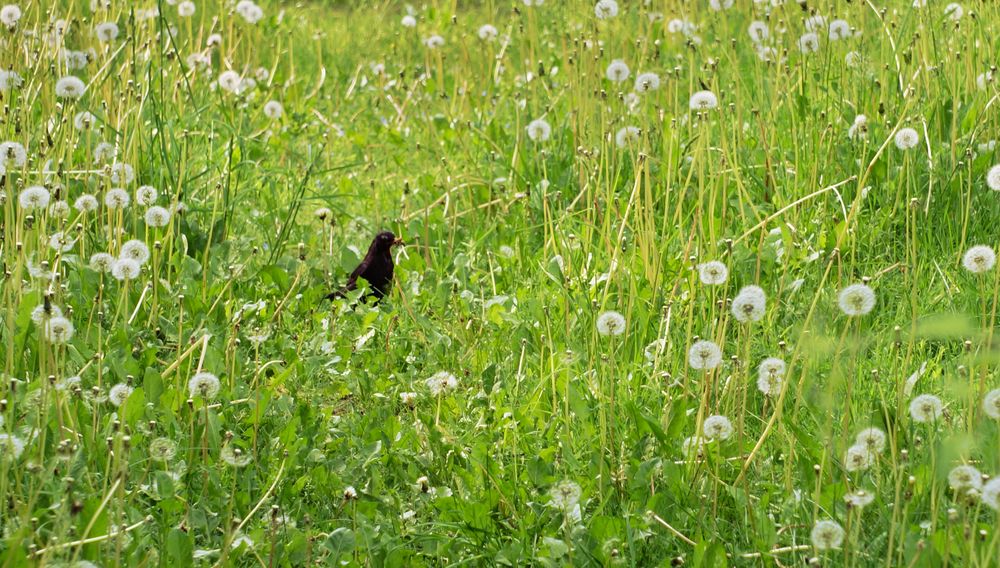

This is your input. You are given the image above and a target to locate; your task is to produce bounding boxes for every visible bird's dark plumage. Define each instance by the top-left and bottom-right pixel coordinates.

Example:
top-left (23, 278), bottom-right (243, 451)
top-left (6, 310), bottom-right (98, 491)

top-left (326, 231), bottom-right (402, 302)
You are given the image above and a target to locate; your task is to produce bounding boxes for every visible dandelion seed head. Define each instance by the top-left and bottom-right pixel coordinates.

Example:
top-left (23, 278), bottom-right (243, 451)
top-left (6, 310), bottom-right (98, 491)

top-left (697, 261), bottom-right (728, 285)
top-left (962, 245), bottom-right (996, 274)
top-left (104, 188), bottom-right (131, 209)
top-left (145, 206), bottom-right (171, 227)
top-left (810, 520), bottom-right (845, 550)
top-left (595, 310), bottom-right (626, 336)
top-left (948, 465), bottom-right (983, 492)
top-left (188, 372), bottom-right (221, 399)
top-left (894, 127), bottom-right (920, 150)
top-left (425, 371), bottom-right (458, 396)
top-left (0, 434), bottom-right (25, 459)
top-left (909, 394), bottom-right (943, 423)
top-left (149, 437), bottom-right (177, 462)
top-left (731, 285), bottom-right (766, 323)
top-left (844, 489), bottom-right (875, 508)
top-left (94, 21), bottom-right (119, 42)
top-left (703, 414), bottom-right (734, 440)
top-left (18, 186), bottom-right (49, 210)
top-left (688, 340), bottom-right (722, 370)
top-left (837, 283), bottom-right (876, 316)
top-left (982, 477), bottom-right (1000, 510)
top-left (221, 444), bottom-right (252, 467)
top-left (615, 126), bottom-right (640, 148)
top-left (605, 59), bottom-right (630, 82)
top-left (111, 258), bottom-right (141, 281)
top-left (108, 383), bottom-right (134, 407)
top-left (263, 100), bottom-right (284, 119)
top-left (844, 444), bottom-right (874, 472)
top-left (477, 24), bottom-right (498, 40)
top-left (526, 118), bottom-right (551, 142)
top-left (0, 5), bottom-right (21, 28)
top-left (89, 252), bottom-right (115, 272)
top-left (689, 90), bottom-right (718, 110)
top-left (135, 185), bottom-right (158, 206)
top-left (748, 21), bottom-right (769, 43)
top-left (983, 388), bottom-right (1000, 420)
top-left (401, 15), bottom-right (416, 27)
top-left (549, 480), bottom-right (581, 511)
top-left (634, 72), bottom-right (660, 93)
top-left (595, 0), bottom-right (619, 20)
top-left (798, 32), bottom-right (820, 53)
top-left (855, 427), bottom-right (887, 454)
top-left (756, 357), bottom-right (786, 396)
top-left (120, 239), bottom-right (151, 265)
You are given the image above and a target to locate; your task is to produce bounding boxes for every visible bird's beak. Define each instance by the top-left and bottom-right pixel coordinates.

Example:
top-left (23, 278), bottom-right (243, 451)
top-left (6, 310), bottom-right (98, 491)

top-left (392, 238), bottom-right (404, 247)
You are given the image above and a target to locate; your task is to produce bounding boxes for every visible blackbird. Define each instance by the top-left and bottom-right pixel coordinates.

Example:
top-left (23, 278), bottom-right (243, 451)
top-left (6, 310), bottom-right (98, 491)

top-left (326, 231), bottom-right (403, 302)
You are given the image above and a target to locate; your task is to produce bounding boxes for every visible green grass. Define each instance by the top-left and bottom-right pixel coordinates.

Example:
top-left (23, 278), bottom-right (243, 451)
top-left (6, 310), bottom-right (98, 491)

top-left (3, 0), bottom-right (1000, 565)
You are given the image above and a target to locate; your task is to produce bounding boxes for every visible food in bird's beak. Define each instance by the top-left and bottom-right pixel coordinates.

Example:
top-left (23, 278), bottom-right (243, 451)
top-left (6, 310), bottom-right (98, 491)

top-left (392, 238), bottom-right (404, 246)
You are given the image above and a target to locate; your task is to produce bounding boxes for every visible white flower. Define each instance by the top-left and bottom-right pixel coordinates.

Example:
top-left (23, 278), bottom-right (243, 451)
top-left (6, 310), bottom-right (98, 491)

top-left (987, 165), bottom-right (1000, 191)
top-left (828, 19), bottom-right (851, 40)
top-left (945, 3), bottom-right (963, 20)
top-left (962, 245), bottom-right (996, 274)
top-left (731, 285), bottom-right (766, 323)
top-left (31, 303), bottom-right (62, 325)
top-left (798, 32), bottom-right (820, 53)
top-left (145, 206), bottom-right (171, 227)
top-left (217, 70), bottom-right (243, 93)
top-left (983, 389), bottom-right (1000, 420)
top-left (709, 0), bottom-right (733, 10)
top-left (94, 142), bottom-right (117, 163)
top-left (605, 59), bottom-right (630, 82)
top-left (697, 261), bottom-right (728, 285)
top-left (688, 340), bottom-right (722, 370)
top-left (0, 70), bottom-right (22, 91)
top-left (855, 427), bottom-right (887, 454)
top-left (89, 252), bottom-right (115, 272)
top-left (634, 72), bottom-right (660, 93)
top-left (0, 5), bottom-right (21, 28)
top-left (983, 478), bottom-right (1000, 510)
top-left (848, 115), bottom-right (868, 140)
top-left (948, 465), bottom-right (983, 491)
top-left (702, 414), bottom-right (733, 440)
top-left (596, 310), bottom-right (626, 336)
top-left (111, 258), bottom-right (141, 281)
top-left (844, 444), bottom-right (874, 472)
top-left (48, 231), bottom-right (75, 252)
top-left (747, 21), bottom-right (769, 43)
top-left (909, 394), bottom-right (943, 423)
top-left (110, 162), bottom-right (135, 185)
top-left (837, 283), bottom-right (876, 316)
top-left (120, 240), bottom-right (151, 264)
top-left (756, 357), bottom-right (786, 396)
top-left (681, 436), bottom-right (705, 457)
top-left (810, 520), bottom-right (845, 550)
top-left (0, 434), bottom-right (25, 459)
top-left (425, 371), bottom-right (458, 396)
top-left (177, 1), bottom-right (195, 16)
top-left (74, 194), bottom-right (99, 212)
top-left (894, 127), bottom-right (920, 150)
top-left (135, 185), bottom-right (158, 206)
top-left (615, 126), bottom-right (640, 148)
top-left (94, 21), bottom-right (119, 42)
top-left (188, 372), bottom-right (221, 399)
top-left (237, 1), bottom-right (263, 23)
top-left (477, 24), bottom-right (498, 40)
top-left (401, 15), bottom-right (416, 27)
top-left (689, 90), bottom-right (718, 110)
top-left (423, 35), bottom-right (445, 49)
top-left (74, 111), bottom-right (96, 130)
top-left (594, 0), bottom-right (618, 19)
top-left (526, 118), bottom-right (551, 142)
top-left (44, 316), bottom-right (74, 343)
top-left (549, 480), bottom-right (581, 511)
top-left (105, 188), bottom-right (131, 209)
top-left (804, 15), bottom-right (827, 32)
top-left (0, 141), bottom-right (26, 168)
top-left (18, 186), bottom-right (50, 210)
top-left (108, 383), bottom-right (134, 407)
top-left (263, 101), bottom-right (284, 120)
top-left (844, 489), bottom-right (875, 508)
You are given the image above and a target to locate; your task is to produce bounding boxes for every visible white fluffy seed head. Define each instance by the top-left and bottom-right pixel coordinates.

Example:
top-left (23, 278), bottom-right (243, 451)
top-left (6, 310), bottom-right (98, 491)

top-left (837, 283), bottom-right (876, 316)
top-left (697, 261), bottom-right (728, 285)
top-left (982, 388), bottom-right (1000, 420)
top-left (689, 90), bottom-right (718, 110)
top-left (894, 127), bottom-right (920, 150)
top-left (987, 165), bottom-right (1000, 191)
top-left (596, 310), bottom-right (626, 336)
top-left (909, 393), bottom-right (943, 423)
top-left (702, 414), bottom-right (733, 440)
top-left (962, 245), bottom-right (996, 274)
top-left (688, 340), bottom-right (722, 370)
top-left (810, 520), bottom-right (845, 550)
top-left (731, 285), bottom-right (766, 323)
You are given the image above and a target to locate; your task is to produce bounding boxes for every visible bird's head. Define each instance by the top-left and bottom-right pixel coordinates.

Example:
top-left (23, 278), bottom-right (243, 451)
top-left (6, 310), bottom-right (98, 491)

top-left (373, 231), bottom-right (404, 252)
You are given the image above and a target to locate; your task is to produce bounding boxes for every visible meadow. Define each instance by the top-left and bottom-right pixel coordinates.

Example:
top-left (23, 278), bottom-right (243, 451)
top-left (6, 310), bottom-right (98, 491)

top-left (2, 0), bottom-right (1000, 565)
